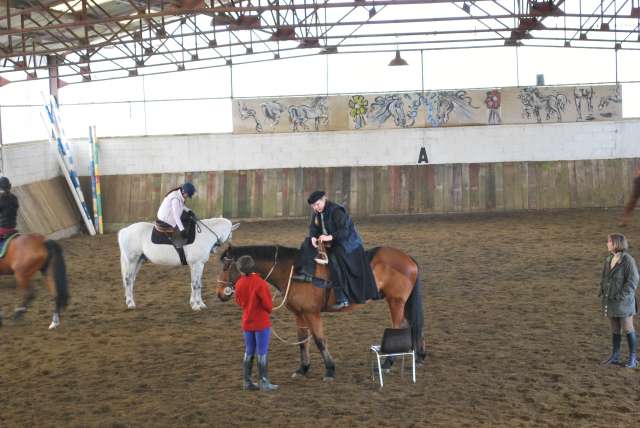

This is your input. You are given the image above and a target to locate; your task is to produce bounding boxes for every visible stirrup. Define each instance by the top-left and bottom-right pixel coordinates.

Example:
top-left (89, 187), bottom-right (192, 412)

top-left (330, 300), bottom-right (349, 310)
top-left (314, 252), bottom-right (329, 265)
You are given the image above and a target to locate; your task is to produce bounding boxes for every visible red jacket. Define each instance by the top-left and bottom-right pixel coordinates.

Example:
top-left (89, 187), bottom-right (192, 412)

top-left (234, 273), bottom-right (273, 331)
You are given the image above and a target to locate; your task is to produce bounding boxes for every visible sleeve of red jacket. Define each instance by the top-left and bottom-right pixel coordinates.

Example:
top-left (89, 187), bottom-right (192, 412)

top-left (257, 279), bottom-right (273, 313)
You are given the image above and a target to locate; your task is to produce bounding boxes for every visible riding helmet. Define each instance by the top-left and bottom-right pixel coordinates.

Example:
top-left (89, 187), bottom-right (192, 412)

top-left (181, 182), bottom-right (196, 198)
top-left (0, 176), bottom-right (11, 191)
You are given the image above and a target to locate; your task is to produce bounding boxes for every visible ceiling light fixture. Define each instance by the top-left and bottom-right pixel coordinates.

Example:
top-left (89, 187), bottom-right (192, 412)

top-left (388, 49), bottom-right (408, 66)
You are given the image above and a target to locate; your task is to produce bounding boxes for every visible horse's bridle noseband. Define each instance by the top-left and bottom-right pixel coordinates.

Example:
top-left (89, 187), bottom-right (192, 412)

top-left (218, 246), bottom-right (280, 296)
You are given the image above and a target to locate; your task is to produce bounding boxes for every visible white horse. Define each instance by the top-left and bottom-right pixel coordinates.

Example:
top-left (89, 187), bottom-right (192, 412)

top-left (117, 217), bottom-right (238, 310)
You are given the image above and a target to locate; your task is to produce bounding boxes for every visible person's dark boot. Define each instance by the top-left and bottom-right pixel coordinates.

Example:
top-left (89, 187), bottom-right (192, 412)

top-left (330, 287), bottom-right (349, 310)
top-left (625, 332), bottom-right (638, 369)
top-left (601, 333), bottom-right (622, 365)
top-left (171, 230), bottom-right (185, 249)
top-left (257, 354), bottom-right (278, 391)
top-left (243, 353), bottom-right (259, 391)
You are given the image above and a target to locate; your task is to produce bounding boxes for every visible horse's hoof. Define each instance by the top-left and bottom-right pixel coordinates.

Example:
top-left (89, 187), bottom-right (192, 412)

top-left (13, 307), bottom-right (26, 320)
top-left (126, 303), bottom-right (136, 309)
top-left (291, 370), bottom-right (309, 379)
top-left (322, 376), bottom-right (335, 382)
top-left (48, 321), bottom-right (59, 330)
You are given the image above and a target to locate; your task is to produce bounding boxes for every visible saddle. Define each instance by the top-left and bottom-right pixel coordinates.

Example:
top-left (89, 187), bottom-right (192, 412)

top-left (151, 213), bottom-right (197, 265)
top-left (0, 230), bottom-right (18, 258)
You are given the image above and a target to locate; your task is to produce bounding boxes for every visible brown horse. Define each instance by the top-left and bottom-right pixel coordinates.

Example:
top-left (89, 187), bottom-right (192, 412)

top-left (216, 245), bottom-right (425, 381)
top-left (0, 233), bottom-right (69, 329)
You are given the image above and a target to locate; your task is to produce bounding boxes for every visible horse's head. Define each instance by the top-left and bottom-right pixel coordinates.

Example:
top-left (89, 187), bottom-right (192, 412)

top-left (199, 218), bottom-right (240, 254)
top-left (216, 246), bottom-right (241, 302)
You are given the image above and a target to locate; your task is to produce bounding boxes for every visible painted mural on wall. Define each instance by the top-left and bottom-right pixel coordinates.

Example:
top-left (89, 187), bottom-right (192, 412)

top-left (347, 91), bottom-right (481, 129)
top-left (500, 85), bottom-right (622, 125)
top-left (234, 96), bottom-right (330, 133)
top-left (232, 85), bottom-right (622, 134)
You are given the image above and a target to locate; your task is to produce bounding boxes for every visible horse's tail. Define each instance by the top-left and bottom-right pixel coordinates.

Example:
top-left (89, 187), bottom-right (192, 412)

top-left (405, 262), bottom-right (425, 362)
top-left (43, 240), bottom-right (69, 311)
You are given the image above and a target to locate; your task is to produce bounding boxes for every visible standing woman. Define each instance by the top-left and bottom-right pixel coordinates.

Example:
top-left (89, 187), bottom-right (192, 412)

top-left (234, 255), bottom-right (278, 391)
top-left (600, 233), bottom-right (639, 368)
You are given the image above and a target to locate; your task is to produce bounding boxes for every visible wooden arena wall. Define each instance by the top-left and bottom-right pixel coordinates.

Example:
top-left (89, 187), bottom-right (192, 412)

top-left (91, 159), bottom-right (638, 231)
top-left (2, 142), bottom-right (82, 237)
top-left (14, 177), bottom-right (82, 237)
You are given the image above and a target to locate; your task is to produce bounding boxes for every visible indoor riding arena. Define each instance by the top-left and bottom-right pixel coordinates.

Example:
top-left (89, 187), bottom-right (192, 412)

top-left (1, 1), bottom-right (640, 427)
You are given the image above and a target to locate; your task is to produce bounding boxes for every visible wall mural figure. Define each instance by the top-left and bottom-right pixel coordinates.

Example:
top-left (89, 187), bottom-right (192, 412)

top-left (260, 101), bottom-right (285, 128)
top-left (348, 95), bottom-right (369, 129)
top-left (574, 87), bottom-right (595, 121)
top-left (484, 90), bottom-right (502, 125)
top-left (519, 87), bottom-right (569, 123)
top-left (369, 94), bottom-right (407, 127)
top-left (598, 86), bottom-right (622, 118)
top-left (238, 101), bottom-right (263, 132)
top-left (424, 90), bottom-right (477, 127)
top-left (288, 97), bottom-right (329, 132)
top-left (404, 92), bottom-right (424, 127)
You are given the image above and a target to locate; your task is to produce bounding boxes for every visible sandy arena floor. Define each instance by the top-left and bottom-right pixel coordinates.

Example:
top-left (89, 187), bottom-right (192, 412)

top-left (1, 208), bottom-right (639, 427)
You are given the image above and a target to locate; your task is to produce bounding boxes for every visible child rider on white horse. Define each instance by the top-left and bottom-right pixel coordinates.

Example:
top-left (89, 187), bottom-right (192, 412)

top-left (156, 182), bottom-right (196, 248)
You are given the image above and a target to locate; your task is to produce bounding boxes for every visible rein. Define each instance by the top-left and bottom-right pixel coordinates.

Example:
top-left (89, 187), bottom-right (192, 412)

top-left (194, 218), bottom-right (222, 247)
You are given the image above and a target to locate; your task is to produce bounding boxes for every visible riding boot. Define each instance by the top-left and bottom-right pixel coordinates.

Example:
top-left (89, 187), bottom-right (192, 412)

top-left (243, 353), bottom-right (259, 390)
top-left (330, 287), bottom-right (349, 310)
top-left (601, 333), bottom-right (622, 365)
top-left (257, 354), bottom-right (278, 391)
top-left (171, 230), bottom-right (185, 249)
top-left (625, 332), bottom-right (638, 369)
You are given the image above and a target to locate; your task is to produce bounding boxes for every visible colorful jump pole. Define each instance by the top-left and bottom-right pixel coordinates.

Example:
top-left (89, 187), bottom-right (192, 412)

top-left (41, 95), bottom-right (97, 236)
top-left (89, 126), bottom-right (104, 234)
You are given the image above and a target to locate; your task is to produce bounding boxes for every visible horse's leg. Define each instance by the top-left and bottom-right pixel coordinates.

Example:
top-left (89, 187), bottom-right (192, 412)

top-left (292, 313), bottom-right (311, 379)
top-left (305, 312), bottom-right (336, 381)
top-left (13, 271), bottom-right (36, 320)
top-left (381, 296), bottom-right (409, 371)
top-left (121, 253), bottom-right (143, 309)
top-left (387, 296), bottom-right (407, 329)
top-left (189, 262), bottom-right (205, 311)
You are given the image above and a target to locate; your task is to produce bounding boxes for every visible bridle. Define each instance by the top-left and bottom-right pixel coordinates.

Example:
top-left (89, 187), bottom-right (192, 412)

top-left (192, 216), bottom-right (224, 249)
top-left (218, 246), bottom-right (280, 296)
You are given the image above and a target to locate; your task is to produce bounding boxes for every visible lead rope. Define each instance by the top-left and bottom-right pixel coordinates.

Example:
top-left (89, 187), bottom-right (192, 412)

top-left (270, 265), bottom-right (311, 345)
top-left (264, 246), bottom-right (279, 281)
top-left (273, 265), bottom-right (294, 311)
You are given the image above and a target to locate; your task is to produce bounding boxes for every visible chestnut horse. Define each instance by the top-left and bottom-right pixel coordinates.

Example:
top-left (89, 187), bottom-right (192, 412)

top-left (0, 234), bottom-right (69, 329)
top-left (216, 245), bottom-right (425, 381)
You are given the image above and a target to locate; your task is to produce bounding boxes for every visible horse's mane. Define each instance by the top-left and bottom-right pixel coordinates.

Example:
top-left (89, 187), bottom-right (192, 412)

top-left (220, 245), bottom-right (299, 262)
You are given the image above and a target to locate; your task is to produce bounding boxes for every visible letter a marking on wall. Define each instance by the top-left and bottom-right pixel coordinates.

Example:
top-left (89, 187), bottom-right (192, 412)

top-left (418, 147), bottom-right (429, 164)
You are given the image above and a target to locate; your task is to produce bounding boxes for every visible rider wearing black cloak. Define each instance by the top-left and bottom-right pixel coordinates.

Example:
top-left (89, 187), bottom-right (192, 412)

top-left (294, 190), bottom-right (377, 310)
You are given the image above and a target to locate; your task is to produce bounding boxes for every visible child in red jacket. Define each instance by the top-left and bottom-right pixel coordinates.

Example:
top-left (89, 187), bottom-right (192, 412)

top-left (234, 255), bottom-right (278, 391)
